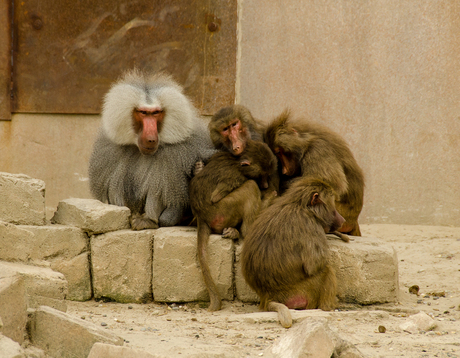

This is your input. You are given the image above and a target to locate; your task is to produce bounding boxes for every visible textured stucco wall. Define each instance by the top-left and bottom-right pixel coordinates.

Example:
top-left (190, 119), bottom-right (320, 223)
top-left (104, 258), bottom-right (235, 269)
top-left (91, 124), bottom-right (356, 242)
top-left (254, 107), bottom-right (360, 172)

top-left (0, 114), bottom-right (100, 219)
top-left (237, 0), bottom-right (460, 226)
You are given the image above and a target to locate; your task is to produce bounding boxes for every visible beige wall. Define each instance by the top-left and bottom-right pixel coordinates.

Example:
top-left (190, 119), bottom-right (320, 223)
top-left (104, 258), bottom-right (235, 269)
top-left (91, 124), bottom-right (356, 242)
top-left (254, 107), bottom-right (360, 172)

top-left (237, 0), bottom-right (460, 226)
top-left (0, 114), bottom-right (100, 219)
top-left (1, 1), bottom-right (460, 226)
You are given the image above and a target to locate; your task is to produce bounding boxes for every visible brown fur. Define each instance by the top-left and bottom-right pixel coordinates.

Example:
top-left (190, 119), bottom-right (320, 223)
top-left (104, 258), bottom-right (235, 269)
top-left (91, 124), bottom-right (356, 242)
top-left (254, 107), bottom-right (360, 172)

top-left (265, 110), bottom-right (365, 236)
top-left (189, 140), bottom-right (278, 311)
top-left (209, 105), bottom-right (265, 154)
top-left (241, 177), bottom-right (343, 328)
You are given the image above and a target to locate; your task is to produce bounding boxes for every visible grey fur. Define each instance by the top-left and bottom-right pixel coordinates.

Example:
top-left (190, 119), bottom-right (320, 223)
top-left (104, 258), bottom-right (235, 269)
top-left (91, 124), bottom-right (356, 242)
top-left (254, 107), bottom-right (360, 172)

top-left (88, 71), bottom-right (216, 228)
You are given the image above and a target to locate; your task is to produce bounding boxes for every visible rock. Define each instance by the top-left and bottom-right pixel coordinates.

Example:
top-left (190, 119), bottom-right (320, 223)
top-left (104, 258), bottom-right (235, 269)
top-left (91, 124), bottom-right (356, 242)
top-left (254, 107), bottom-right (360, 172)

top-left (0, 172), bottom-right (46, 226)
top-left (265, 317), bottom-right (364, 358)
top-left (399, 311), bottom-right (437, 333)
top-left (152, 227), bottom-right (234, 303)
top-left (91, 230), bottom-right (154, 303)
top-left (51, 198), bottom-right (130, 234)
top-left (29, 306), bottom-right (123, 358)
top-left (265, 318), bottom-right (335, 358)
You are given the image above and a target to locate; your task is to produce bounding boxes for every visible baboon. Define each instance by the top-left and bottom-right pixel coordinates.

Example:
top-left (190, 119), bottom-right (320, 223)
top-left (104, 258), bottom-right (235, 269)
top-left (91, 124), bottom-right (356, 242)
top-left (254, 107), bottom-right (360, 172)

top-left (209, 105), bottom-right (279, 197)
top-left (209, 105), bottom-right (265, 156)
top-left (241, 177), bottom-right (344, 328)
top-left (265, 110), bottom-right (364, 237)
top-left (189, 140), bottom-right (278, 311)
top-left (88, 70), bottom-right (216, 230)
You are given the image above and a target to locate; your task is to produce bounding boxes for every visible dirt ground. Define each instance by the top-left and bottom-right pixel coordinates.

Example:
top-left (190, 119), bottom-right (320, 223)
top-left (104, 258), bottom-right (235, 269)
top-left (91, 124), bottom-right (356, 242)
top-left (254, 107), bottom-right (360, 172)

top-left (67, 224), bottom-right (460, 357)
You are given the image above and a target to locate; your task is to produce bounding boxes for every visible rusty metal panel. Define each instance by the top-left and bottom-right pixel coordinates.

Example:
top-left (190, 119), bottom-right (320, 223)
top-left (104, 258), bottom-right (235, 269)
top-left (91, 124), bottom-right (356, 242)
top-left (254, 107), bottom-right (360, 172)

top-left (12, 0), bottom-right (236, 115)
top-left (0, 0), bottom-right (12, 120)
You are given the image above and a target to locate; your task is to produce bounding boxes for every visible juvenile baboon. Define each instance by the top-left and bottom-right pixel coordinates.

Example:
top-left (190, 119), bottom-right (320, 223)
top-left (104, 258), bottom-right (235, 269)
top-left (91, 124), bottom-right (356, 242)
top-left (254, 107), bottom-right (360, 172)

top-left (241, 177), bottom-right (344, 328)
top-left (189, 140), bottom-right (278, 311)
top-left (88, 70), bottom-right (216, 230)
top-left (265, 110), bottom-right (364, 237)
top-left (209, 105), bottom-right (265, 156)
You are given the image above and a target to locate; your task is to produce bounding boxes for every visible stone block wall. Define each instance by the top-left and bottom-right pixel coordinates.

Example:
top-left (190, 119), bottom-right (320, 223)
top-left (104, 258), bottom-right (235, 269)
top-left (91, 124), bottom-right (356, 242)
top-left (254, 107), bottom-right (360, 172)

top-left (0, 172), bottom-right (399, 307)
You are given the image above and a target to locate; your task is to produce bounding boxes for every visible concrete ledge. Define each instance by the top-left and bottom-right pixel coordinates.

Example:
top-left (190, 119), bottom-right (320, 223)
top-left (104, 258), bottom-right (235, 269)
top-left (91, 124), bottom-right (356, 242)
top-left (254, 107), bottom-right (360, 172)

top-left (52, 198), bottom-right (130, 234)
top-left (0, 222), bottom-right (88, 265)
top-left (0, 172), bottom-right (46, 226)
top-left (153, 227), bottom-right (234, 303)
top-left (91, 230), bottom-right (154, 303)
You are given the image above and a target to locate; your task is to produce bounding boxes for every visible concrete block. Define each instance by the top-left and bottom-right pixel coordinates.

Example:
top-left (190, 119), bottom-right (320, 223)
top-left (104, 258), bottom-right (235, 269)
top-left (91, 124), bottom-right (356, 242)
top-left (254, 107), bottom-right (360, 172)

top-left (29, 306), bottom-right (123, 358)
top-left (0, 223), bottom-right (88, 266)
top-left (329, 236), bottom-right (399, 304)
top-left (234, 242), bottom-right (259, 302)
top-left (152, 227), bottom-right (234, 303)
top-left (0, 261), bottom-right (68, 312)
top-left (0, 270), bottom-right (28, 344)
top-left (0, 172), bottom-right (46, 226)
top-left (88, 342), bottom-right (163, 358)
top-left (91, 230), bottom-right (154, 303)
top-left (51, 198), bottom-right (130, 234)
top-left (266, 318), bottom-right (335, 358)
top-left (0, 334), bottom-right (26, 358)
top-left (51, 252), bottom-right (92, 301)
top-left (0, 221), bottom-right (35, 262)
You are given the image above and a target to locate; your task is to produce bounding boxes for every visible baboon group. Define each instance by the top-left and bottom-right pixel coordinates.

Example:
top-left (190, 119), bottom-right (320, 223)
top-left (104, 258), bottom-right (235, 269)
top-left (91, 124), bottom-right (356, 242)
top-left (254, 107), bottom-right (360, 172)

top-left (88, 70), bottom-right (365, 328)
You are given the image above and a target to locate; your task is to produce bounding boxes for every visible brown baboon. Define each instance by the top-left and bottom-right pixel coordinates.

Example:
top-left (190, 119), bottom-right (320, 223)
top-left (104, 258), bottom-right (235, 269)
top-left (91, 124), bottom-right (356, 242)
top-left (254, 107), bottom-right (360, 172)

top-left (88, 70), bottom-right (216, 230)
top-left (209, 105), bottom-right (279, 198)
top-left (209, 105), bottom-right (265, 156)
top-left (241, 177), bottom-right (344, 328)
top-left (265, 110), bottom-right (364, 237)
top-left (189, 140), bottom-right (278, 311)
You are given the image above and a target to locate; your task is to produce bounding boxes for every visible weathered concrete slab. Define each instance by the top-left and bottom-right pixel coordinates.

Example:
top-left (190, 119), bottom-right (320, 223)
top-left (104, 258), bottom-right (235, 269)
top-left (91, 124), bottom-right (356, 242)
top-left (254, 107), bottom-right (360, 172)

top-left (0, 223), bottom-right (88, 266)
top-left (51, 198), bottom-right (130, 234)
top-left (29, 306), bottom-right (123, 358)
top-left (51, 252), bottom-right (92, 301)
top-left (153, 227), bottom-right (234, 303)
top-left (329, 236), bottom-right (399, 304)
top-left (88, 342), bottom-right (164, 358)
top-left (0, 172), bottom-right (46, 226)
top-left (91, 230), bottom-right (154, 303)
top-left (0, 261), bottom-right (68, 312)
top-left (0, 270), bottom-right (28, 344)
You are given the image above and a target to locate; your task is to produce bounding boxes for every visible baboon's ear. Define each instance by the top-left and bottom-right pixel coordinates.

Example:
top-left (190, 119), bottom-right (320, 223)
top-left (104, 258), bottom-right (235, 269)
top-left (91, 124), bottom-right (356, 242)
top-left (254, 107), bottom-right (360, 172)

top-left (310, 193), bottom-right (321, 206)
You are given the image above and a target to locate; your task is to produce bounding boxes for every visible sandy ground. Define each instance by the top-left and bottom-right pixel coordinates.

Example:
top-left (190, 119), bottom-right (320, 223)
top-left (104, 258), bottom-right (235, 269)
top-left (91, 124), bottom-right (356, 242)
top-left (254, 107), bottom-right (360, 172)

top-left (67, 224), bottom-right (460, 357)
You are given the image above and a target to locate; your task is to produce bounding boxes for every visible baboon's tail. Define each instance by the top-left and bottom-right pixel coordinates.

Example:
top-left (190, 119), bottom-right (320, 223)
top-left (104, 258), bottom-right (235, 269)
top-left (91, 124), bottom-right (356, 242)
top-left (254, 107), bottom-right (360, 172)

top-left (197, 219), bottom-right (222, 311)
top-left (267, 301), bottom-right (292, 328)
